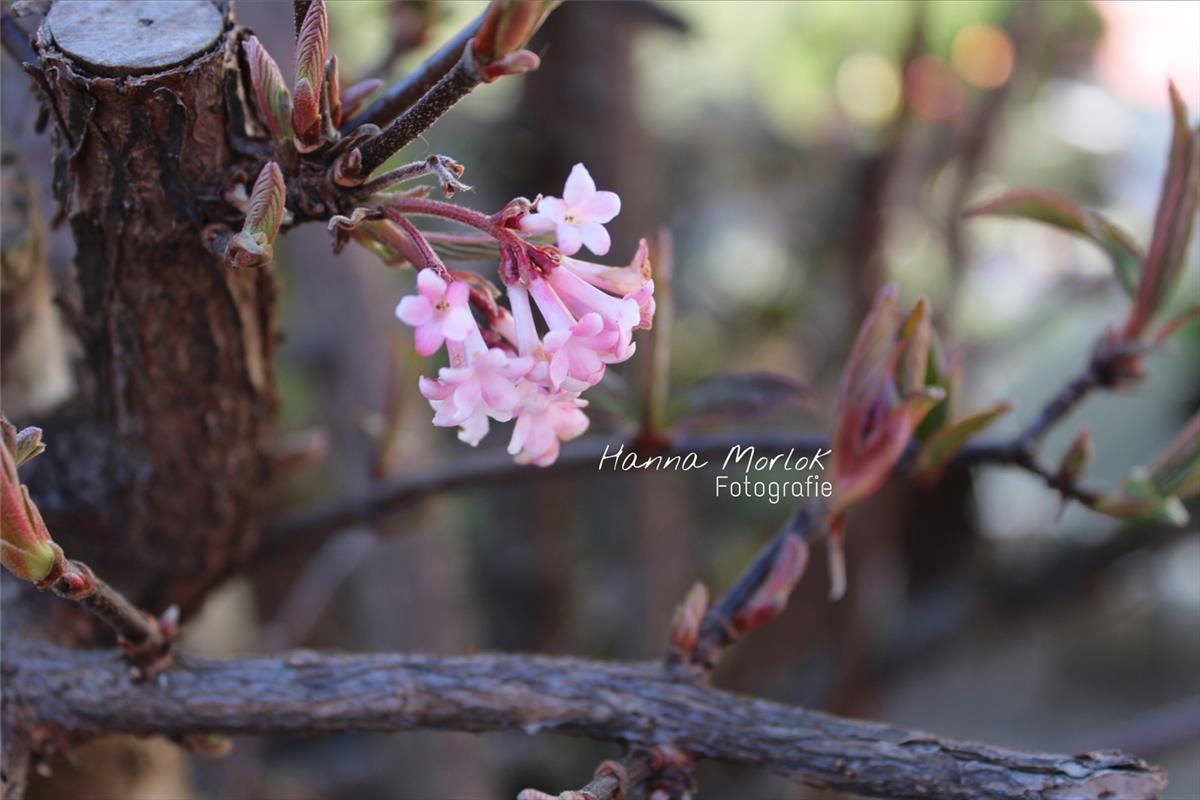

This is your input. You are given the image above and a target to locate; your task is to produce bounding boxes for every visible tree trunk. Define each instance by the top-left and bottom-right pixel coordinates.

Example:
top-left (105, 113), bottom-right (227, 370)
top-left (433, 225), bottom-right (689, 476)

top-left (26, 0), bottom-right (275, 615)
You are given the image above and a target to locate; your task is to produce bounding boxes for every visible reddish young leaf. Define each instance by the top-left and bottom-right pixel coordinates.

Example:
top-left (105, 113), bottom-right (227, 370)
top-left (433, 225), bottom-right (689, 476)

top-left (244, 35), bottom-right (292, 143)
top-left (1125, 82), bottom-right (1200, 338)
top-left (292, 0), bottom-right (328, 148)
top-left (965, 187), bottom-right (1143, 294)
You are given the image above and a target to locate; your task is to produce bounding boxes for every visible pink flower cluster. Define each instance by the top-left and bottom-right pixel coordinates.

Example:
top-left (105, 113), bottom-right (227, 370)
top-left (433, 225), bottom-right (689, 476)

top-left (396, 165), bottom-right (654, 466)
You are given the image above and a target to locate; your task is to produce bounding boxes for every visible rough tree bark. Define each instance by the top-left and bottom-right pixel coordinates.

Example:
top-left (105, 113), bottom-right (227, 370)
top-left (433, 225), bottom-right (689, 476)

top-left (24, 0), bottom-right (275, 615)
top-left (1, 643), bottom-right (1169, 800)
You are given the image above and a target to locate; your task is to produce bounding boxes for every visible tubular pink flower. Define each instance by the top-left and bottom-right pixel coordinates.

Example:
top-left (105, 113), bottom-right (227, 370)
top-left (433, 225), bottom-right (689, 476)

top-left (419, 347), bottom-right (535, 446)
top-left (560, 244), bottom-right (655, 331)
top-left (542, 313), bottom-right (613, 390)
top-left (521, 164), bottom-right (621, 256)
top-left (395, 270), bottom-right (476, 356)
top-left (505, 284), bottom-right (540, 357)
top-left (543, 268), bottom-right (638, 363)
top-left (507, 385), bottom-right (590, 467)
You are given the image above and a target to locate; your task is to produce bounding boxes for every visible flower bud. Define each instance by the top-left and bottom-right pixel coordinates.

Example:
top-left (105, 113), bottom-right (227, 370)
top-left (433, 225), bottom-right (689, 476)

top-left (226, 162), bottom-right (286, 269)
top-left (1, 433), bottom-right (64, 584)
top-left (1055, 428), bottom-right (1094, 489)
top-left (324, 55), bottom-right (342, 128)
top-left (667, 582), bottom-right (708, 658)
top-left (14, 426), bottom-right (45, 466)
top-left (828, 285), bottom-right (946, 513)
top-left (292, 0), bottom-right (328, 149)
top-left (474, 0), bottom-right (558, 61)
top-left (732, 534), bottom-right (809, 632)
top-left (244, 35), bottom-right (292, 143)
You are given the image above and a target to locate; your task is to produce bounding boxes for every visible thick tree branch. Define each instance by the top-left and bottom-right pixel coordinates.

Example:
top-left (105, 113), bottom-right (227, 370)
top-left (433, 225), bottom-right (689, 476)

top-left (3, 644), bottom-right (1165, 800)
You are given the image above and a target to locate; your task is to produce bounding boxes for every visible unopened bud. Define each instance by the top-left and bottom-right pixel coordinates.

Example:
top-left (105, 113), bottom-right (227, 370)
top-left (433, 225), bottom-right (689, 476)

top-left (1, 440), bottom-right (65, 584)
top-left (227, 162), bottom-right (286, 269)
top-left (292, 0), bottom-right (328, 149)
top-left (244, 35), bottom-right (292, 143)
top-left (475, 0), bottom-right (558, 61)
top-left (478, 49), bottom-right (541, 83)
top-left (1055, 428), bottom-right (1094, 489)
top-left (14, 426), bottom-right (45, 466)
top-left (324, 54), bottom-right (342, 127)
top-left (733, 534), bottom-right (809, 632)
top-left (667, 582), bottom-right (709, 658)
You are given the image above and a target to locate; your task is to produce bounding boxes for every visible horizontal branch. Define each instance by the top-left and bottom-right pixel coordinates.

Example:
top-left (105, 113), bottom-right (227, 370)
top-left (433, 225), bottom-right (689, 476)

top-left (260, 432), bottom-right (830, 552)
top-left (4, 643), bottom-right (1164, 800)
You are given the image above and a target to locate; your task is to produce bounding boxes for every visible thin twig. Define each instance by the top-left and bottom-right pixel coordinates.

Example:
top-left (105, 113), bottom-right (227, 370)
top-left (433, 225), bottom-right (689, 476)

top-left (46, 560), bottom-right (175, 679)
top-left (356, 44), bottom-right (483, 177)
top-left (519, 749), bottom-right (657, 800)
top-left (1015, 362), bottom-right (1101, 453)
top-left (340, 10), bottom-right (486, 134)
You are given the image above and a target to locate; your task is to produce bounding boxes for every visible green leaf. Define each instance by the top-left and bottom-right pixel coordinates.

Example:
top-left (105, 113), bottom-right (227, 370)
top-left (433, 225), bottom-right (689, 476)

top-left (914, 401), bottom-right (1012, 482)
top-left (966, 188), bottom-right (1143, 294)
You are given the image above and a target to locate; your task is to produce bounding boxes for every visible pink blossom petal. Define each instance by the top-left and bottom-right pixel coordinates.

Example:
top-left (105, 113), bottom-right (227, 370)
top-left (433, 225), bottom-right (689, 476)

top-left (442, 307), bottom-right (476, 341)
top-left (535, 196), bottom-right (567, 225)
top-left (575, 347), bottom-right (603, 377)
top-left (480, 373), bottom-right (519, 413)
top-left (453, 380), bottom-right (482, 414)
top-left (555, 223), bottom-right (583, 256)
top-left (562, 163), bottom-right (596, 207)
top-left (520, 212), bottom-right (557, 234)
top-left (419, 375), bottom-right (451, 400)
top-left (503, 355), bottom-right (535, 379)
top-left (457, 412), bottom-right (489, 446)
top-left (557, 408), bottom-right (589, 440)
top-left (417, 269), bottom-right (447, 300)
top-left (396, 296), bottom-right (433, 326)
top-left (574, 312), bottom-right (605, 337)
top-left (550, 349), bottom-right (570, 388)
top-left (579, 221), bottom-right (611, 256)
top-left (413, 323), bottom-right (444, 356)
top-left (446, 281), bottom-right (470, 305)
top-left (577, 190), bottom-right (621, 223)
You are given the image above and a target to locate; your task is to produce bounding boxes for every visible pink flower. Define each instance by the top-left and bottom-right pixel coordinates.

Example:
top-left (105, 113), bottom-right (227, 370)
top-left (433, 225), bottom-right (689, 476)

top-left (521, 164), bottom-right (620, 256)
top-left (420, 346), bottom-right (534, 446)
top-left (396, 270), bottom-right (475, 356)
top-left (508, 386), bottom-right (590, 467)
top-left (560, 241), bottom-right (655, 330)
top-left (542, 268), bottom-right (637, 363)
top-left (542, 313), bottom-right (612, 390)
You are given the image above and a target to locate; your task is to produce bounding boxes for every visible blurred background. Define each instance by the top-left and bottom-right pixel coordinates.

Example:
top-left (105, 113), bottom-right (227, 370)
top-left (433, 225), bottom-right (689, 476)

top-left (3, 1), bottom-right (1198, 798)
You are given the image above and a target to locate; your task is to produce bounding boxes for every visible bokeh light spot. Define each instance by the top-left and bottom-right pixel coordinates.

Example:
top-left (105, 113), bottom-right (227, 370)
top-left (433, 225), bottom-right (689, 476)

top-left (951, 24), bottom-right (1015, 90)
top-left (906, 56), bottom-right (965, 124)
top-left (835, 52), bottom-right (903, 127)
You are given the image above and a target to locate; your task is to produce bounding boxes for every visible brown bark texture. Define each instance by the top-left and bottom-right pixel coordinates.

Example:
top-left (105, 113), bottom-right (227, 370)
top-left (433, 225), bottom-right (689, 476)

top-left (24, 0), bottom-right (275, 614)
top-left (1, 643), bottom-right (1168, 800)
